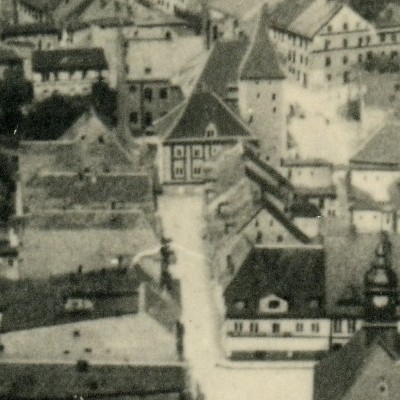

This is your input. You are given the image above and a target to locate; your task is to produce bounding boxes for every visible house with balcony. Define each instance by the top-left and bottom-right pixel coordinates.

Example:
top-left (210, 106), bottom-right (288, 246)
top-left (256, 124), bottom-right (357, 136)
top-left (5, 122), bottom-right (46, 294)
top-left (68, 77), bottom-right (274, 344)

top-left (31, 47), bottom-right (109, 99)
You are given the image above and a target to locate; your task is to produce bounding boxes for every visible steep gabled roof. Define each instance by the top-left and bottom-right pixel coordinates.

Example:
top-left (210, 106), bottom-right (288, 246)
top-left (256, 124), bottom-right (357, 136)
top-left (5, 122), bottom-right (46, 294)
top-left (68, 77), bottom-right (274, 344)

top-left (199, 37), bottom-right (250, 99)
top-left (162, 90), bottom-right (253, 142)
top-left (314, 329), bottom-right (400, 400)
top-left (224, 245), bottom-right (325, 318)
top-left (33, 47), bottom-right (108, 72)
top-left (268, 0), bottom-right (343, 39)
top-left (351, 124), bottom-right (400, 167)
top-left (240, 4), bottom-right (285, 80)
top-left (375, 3), bottom-right (400, 29)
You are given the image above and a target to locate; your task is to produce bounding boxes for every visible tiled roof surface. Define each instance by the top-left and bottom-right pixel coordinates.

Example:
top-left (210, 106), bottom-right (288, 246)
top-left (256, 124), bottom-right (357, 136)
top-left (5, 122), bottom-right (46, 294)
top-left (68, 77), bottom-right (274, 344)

top-left (19, 0), bottom-right (62, 12)
top-left (2, 23), bottom-right (61, 38)
top-left (210, 0), bottom-right (272, 19)
top-left (52, 0), bottom-right (94, 22)
top-left (163, 90), bottom-right (253, 142)
top-left (199, 37), bottom-right (250, 99)
top-left (28, 173), bottom-right (153, 205)
top-left (224, 245), bottom-right (325, 318)
top-left (351, 124), bottom-right (400, 166)
top-left (240, 4), bottom-right (285, 80)
top-left (0, 362), bottom-right (185, 399)
top-left (32, 47), bottom-right (108, 72)
top-left (0, 46), bottom-right (22, 63)
top-left (268, 0), bottom-right (343, 39)
top-left (314, 329), bottom-right (400, 400)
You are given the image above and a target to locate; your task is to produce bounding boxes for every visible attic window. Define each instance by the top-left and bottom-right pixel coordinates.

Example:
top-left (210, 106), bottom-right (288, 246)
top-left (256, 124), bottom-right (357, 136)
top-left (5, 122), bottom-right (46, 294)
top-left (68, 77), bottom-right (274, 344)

top-left (234, 301), bottom-right (245, 310)
top-left (378, 378), bottom-right (389, 396)
top-left (205, 123), bottom-right (217, 138)
top-left (268, 300), bottom-right (280, 309)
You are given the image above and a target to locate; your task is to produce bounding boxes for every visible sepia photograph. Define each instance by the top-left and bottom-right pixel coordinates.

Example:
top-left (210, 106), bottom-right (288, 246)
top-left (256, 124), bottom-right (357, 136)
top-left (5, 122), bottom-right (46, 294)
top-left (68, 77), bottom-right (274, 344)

top-left (0, 0), bottom-right (398, 399)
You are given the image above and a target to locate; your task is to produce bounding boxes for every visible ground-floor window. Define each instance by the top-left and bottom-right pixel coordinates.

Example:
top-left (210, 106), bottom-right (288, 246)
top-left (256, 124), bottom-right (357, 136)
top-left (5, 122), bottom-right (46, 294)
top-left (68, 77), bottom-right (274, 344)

top-left (172, 159), bottom-right (185, 180)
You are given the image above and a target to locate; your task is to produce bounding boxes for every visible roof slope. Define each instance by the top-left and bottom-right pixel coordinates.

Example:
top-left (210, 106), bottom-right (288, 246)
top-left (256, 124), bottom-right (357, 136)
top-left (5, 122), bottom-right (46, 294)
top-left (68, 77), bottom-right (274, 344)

top-left (2, 22), bottom-right (61, 37)
top-left (33, 47), bottom-right (108, 72)
top-left (268, 0), bottom-right (343, 39)
top-left (0, 362), bottom-right (185, 399)
top-left (163, 90), bottom-right (253, 142)
top-left (224, 245), bottom-right (325, 318)
top-left (314, 329), bottom-right (400, 400)
top-left (375, 3), bottom-right (400, 29)
top-left (351, 124), bottom-right (400, 166)
top-left (240, 4), bottom-right (285, 80)
top-left (199, 37), bottom-right (250, 98)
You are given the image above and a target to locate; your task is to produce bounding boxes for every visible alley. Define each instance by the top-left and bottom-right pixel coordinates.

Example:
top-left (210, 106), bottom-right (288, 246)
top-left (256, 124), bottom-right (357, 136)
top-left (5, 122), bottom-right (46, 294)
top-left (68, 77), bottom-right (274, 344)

top-left (158, 189), bottom-right (315, 400)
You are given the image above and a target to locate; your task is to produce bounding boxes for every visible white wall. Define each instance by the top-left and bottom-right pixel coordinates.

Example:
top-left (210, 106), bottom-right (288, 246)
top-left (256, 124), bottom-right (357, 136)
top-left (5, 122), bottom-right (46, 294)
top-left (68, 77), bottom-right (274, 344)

top-left (352, 209), bottom-right (387, 233)
top-left (288, 166), bottom-right (332, 188)
top-left (294, 217), bottom-right (320, 238)
top-left (351, 169), bottom-right (400, 202)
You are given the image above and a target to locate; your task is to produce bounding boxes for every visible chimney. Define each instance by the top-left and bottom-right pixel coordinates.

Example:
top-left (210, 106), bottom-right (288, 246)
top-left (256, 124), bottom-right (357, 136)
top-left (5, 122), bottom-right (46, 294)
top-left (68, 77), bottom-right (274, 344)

top-left (8, 228), bottom-right (19, 248)
top-left (138, 282), bottom-right (147, 313)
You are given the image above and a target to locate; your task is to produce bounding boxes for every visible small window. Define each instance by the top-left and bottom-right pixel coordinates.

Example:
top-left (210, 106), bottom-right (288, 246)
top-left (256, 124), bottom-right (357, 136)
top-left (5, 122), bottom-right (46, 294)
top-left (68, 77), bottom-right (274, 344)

top-left (272, 93), bottom-right (276, 100)
top-left (392, 33), bottom-right (397, 42)
top-left (358, 54), bottom-right (363, 63)
top-left (366, 35), bottom-right (371, 45)
top-left (273, 107), bottom-right (277, 113)
top-left (268, 300), bottom-right (280, 309)
top-left (144, 112), bottom-right (152, 127)
top-left (347, 319), bottom-right (356, 333)
top-left (98, 135), bottom-right (104, 144)
top-left (343, 23), bottom-right (348, 31)
top-left (311, 323), bottom-right (320, 333)
top-left (173, 146), bottom-right (184, 158)
top-left (7, 259), bottom-right (13, 266)
top-left (144, 67), bottom-right (152, 75)
top-left (343, 38), bottom-right (348, 48)
top-left (325, 40), bottom-right (330, 50)
top-left (129, 112), bottom-right (138, 124)
top-left (325, 56), bottom-right (331, 67)
top-left (159, 87), bottom-right (168, 99)
top-left (358, 37), bottom-right (363, 47)
top-left (380, 33), bottom-right (386, 43)
top-left (333, 319), bottom-right (342, 333)
top-left (250, 322), bottom-right (259, 333)
top-left (327, 25), bottom-right (332, 33)
top-left (129, 84), bottom-right (137, 93)
top-left (343, 55), bottom-right (348, 65)
top-left (144, 88), bottom-right (153, 101)
top-left (234, 301), bottom-right (245, 310)
top-left (295, 322), bottom-right (303, 332)
top-left (234, 322), bottom-right (243, 332)
top-left (272, 323), bottom-right (280, 334)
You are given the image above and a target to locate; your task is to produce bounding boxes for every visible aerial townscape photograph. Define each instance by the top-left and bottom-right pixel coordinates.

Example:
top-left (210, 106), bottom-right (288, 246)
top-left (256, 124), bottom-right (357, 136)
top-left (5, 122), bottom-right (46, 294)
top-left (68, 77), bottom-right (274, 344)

top-left (1, 0), bottom-right (400, 399)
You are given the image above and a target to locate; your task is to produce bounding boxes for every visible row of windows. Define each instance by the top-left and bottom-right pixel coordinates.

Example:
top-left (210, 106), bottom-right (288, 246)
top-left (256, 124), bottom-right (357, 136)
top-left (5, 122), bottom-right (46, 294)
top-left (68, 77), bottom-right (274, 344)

top-left (333, 319), bottom-right (357, 334)
top-left (134, 87), bottom-right (169, 101)
top-left (288, 50), bottom-right (308, 65)
top-left (41, 70), bottom-right (101, 82)
top-left (273, 30), bottom-right (309, 49)
top-left (233, 321), bottom-right (321, 334)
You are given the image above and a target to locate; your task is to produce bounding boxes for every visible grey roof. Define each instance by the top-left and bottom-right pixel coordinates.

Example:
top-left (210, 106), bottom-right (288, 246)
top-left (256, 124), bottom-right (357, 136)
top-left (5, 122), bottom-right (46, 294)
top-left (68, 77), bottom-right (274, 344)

top-left (240, 4), bottom-right (285, 80)
top-left (375, 3), bottom-right (400, 29)
top-left (224, 245), bottom-right (325, 318)
top-left (33, 47), bottom-right (108, 72)
top-left (268, 0), bottom-right (343, 39)
top-left (314, 329), bottom-right (400, 400)
top-left (0, 362), bottom-right (185, 399)
top-left (351, 124), bottom-right (400, 166)
top-left (162, 90), bottom-right (253, 142)
top-left (2, 23), bottom-right (61, 38)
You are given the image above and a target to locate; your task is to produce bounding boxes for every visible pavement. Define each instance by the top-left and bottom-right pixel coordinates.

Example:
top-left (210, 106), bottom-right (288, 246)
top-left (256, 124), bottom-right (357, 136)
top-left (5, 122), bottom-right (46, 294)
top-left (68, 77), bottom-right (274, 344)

top-left (158, 190), bottom-right (315, 400)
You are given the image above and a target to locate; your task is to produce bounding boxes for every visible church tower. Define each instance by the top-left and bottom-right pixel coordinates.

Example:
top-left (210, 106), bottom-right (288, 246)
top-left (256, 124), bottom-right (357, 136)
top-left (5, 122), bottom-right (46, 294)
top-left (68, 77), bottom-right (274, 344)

top-left (364, 233), bottom-right (398, 340)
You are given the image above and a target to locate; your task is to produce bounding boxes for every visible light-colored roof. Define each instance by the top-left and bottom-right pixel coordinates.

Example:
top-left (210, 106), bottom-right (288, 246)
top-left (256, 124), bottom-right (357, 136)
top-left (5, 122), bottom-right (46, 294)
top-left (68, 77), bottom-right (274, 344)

top-left (126, 36), bottom-right (206, 81)
top-left (269, 0), bottom-right (343, 39)
top-left (351, 124), bottom-right (400, 166)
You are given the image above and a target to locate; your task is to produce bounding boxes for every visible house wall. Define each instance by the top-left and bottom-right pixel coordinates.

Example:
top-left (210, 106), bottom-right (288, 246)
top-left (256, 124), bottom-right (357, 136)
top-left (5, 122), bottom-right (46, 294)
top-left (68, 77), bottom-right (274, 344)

top-left (223, 318), bottom-right (331, 356)
top-left (293, 216), bottom-right (320, 238)
top-left (350, 169), bottom-right (400, 202)
top-left (127, 81), bottom-right (184, 132)
top-left (270, 5), bottom-right (400, 88)
top-left (164, 142), bottom-right (235, 184)
top-left (351, 209), bottom-right (388, 233)
top-left (238, 79), bottom-right (285, 166)
top-left (287, 165), bottom-right (332, 188)
top-left (33, 69), bottom-right (109, 100)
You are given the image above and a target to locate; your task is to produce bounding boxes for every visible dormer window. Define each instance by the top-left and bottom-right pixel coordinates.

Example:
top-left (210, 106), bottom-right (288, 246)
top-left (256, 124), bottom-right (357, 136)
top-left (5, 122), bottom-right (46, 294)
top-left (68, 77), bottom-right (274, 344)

top-left (268, 300), bottom-right (280, 309)
top-left (205, 123), bottom-right (217, 138)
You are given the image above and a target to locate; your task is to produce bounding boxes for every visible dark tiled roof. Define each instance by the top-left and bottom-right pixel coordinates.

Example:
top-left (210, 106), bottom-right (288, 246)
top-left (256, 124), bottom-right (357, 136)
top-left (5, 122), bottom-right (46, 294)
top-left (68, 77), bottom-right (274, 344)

top-left (0, 362), bottom-right (185, 399)
top-left (0, 264), bottom-right (154, 332)
top-left (224, 245), bottom-right (325, 318)
top-left (199, 37), bottom-right (250, 100)
top-left (283, 158), bottom-right (332, 167)
top-left (294, 185), bottom-right (337, 199)
top-left (28, 173), bottom-right (153, 205)
top-left (53, 0), bottom-right (94, 22)
top-left (19, 0), bottom-right (62, 12)
top-left (268, 0), bottom-right (343, 39)
top-left (0, 47), bottom-right (22, 63)
top-left (351, 124), bottom-right (400, 166)
top-left (163, 90), bottom-right (253, 142)
top-left (32, 48), bottom-right (108, 72)
top-left (348, 184), bottom-right (383, 211)
top-left (2, 23), bottom-right (61, 38)
top-left (375, 3), bottom-right (400, 29)
top-left (289, 199), bottom-right (321, 218)
top-left (210, 0), bottom-right (269, 19)
top-left (240, 4), bottom-right (285, 80)
top-left (314, 329), bottom-right (400, 400)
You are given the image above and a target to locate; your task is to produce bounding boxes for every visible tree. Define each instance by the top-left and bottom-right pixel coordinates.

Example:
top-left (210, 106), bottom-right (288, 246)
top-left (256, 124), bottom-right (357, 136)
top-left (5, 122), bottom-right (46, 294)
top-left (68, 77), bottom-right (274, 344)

top-left (22, 94), bottom-right (90, 140)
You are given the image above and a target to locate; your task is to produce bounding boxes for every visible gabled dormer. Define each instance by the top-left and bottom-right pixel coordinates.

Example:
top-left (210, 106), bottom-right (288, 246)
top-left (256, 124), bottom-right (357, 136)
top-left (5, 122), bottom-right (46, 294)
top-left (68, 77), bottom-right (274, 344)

top-left (205, 122), bottom-right (218, 139)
